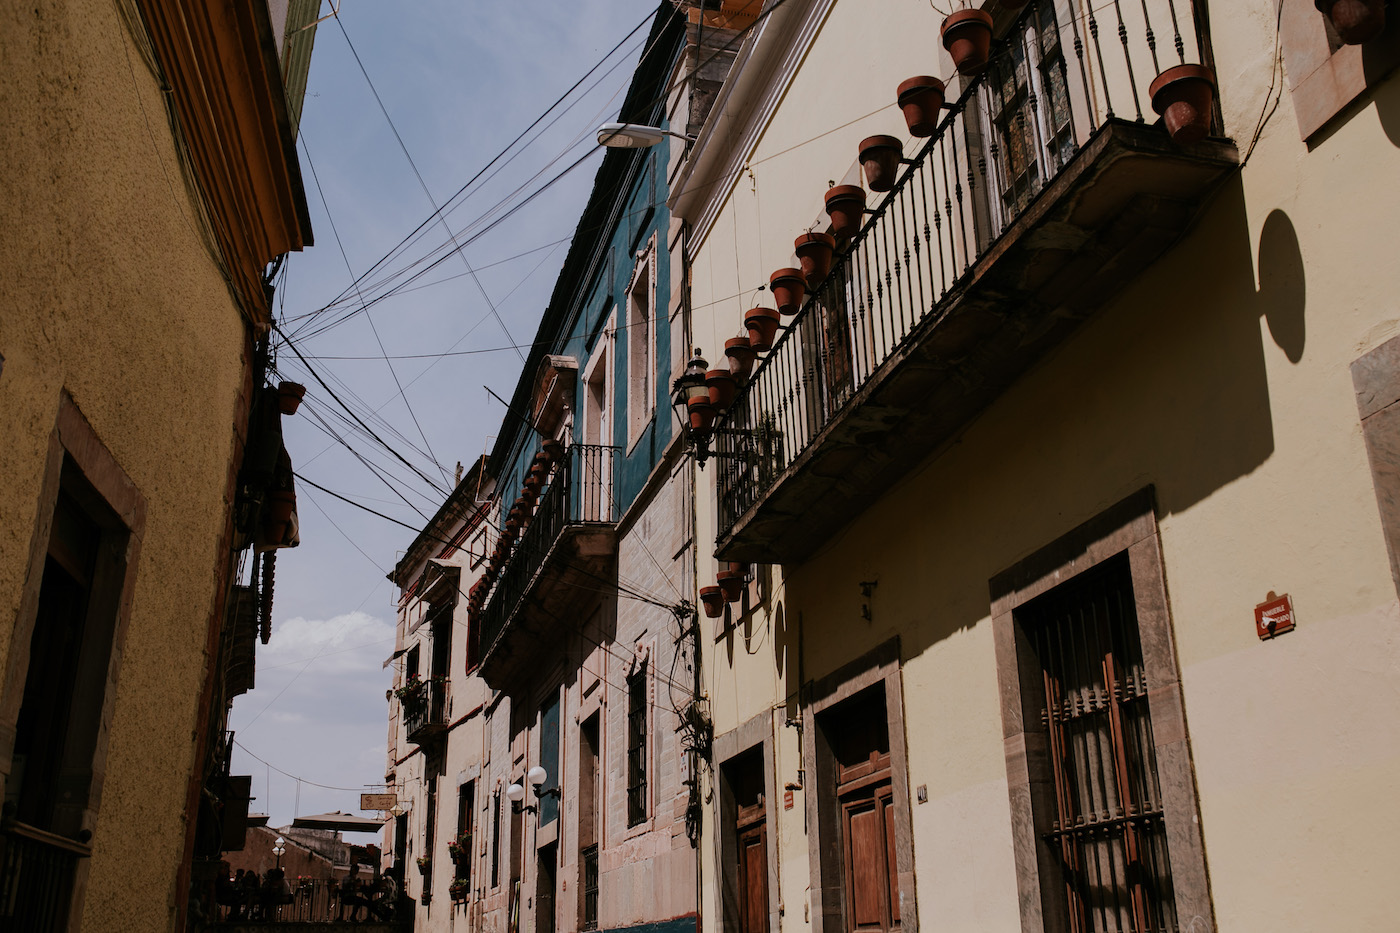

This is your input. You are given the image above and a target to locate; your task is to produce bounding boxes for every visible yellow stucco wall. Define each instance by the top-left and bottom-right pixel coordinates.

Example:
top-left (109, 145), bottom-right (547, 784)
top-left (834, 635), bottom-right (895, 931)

top-left (690, 2), bottom-right (1400, 931)
top-left (1, 2), bottom-right (254, 930)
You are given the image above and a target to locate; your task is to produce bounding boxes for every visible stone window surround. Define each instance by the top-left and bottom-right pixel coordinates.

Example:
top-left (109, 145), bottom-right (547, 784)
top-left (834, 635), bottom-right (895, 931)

top-left (988, 487), bottom-right (1213, 933)
top-left (1352, 332), bottom-right (1400, 599)
top-left (802, 638), bottom-right (919, 933)
top-left (1279, 0), bottom-right (1400, 141)
top-left (0, 390), bottom-right (146, 929)
top-left (711, 710), bottom-right (781, 933)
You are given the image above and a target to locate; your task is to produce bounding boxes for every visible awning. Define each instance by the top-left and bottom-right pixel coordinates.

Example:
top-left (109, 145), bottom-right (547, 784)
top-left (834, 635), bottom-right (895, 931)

top-left (289, 811), bottom-right (385, 834)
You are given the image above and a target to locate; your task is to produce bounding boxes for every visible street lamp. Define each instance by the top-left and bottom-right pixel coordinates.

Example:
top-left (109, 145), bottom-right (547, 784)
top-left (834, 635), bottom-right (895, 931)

top-left (596, 122), bottom-right (696, 149)
top-left (273, 836), bottom-right (286, 871)
top-left (507, 766), bottom-right (560, 814)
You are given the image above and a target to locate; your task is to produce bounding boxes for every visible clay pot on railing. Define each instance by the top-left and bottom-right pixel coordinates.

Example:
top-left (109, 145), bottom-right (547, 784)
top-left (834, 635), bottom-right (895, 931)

top-left (941, 9), bottom-right (994, 75)
top-left (1149, 64), bottom-right (1216, 145)
top-left (744, 307), bottom-right (782, 352)
top-left (897, 76), bottom-right (946, 137)
top-left (769, 268), bottom-right (806, 315)
top-left (725, 336), bottom-right (757, 380)
top-left (700, 586), bottom-right (725, 619)
top-left (707, 369), bottom-right (738, 410)
top-left (688, 397), bottom-right (717, 433)
top-left (1317, 0), bottom-right (1385, 45)
top-left (824, 185), bottom-right (867, 241)
top-left (859, 135), bottom-right (904, 193)
top-left (277, 381), bottom-right (306, 416)
top-left (541, 438), bottom-right (564, 462)
top-left (794, 232), bottom-right (836, 288)
top-left (716, 568), bottom-right (746, 603)
top-left (528, 464), bottom-right (547, 485)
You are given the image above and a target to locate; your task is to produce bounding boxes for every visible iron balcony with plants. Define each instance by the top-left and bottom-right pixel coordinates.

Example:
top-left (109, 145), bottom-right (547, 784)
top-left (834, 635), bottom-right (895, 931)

top-left (713, 0), bottom-right (1238, 562)
top-left (471, 443), bottom-right (620, 688)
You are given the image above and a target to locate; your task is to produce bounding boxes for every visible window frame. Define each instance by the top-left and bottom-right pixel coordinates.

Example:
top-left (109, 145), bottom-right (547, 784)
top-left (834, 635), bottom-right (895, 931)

top-left (988, 487), bottom-right (1213, 933)
top-left (625, 236), bottom-right (658, 450)
top-left (625, 660), bottom-right (649, 827)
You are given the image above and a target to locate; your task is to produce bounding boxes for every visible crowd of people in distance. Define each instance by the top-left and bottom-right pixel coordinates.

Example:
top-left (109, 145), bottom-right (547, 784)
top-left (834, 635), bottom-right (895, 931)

top-left (214, 862), bottom-right (401, 922)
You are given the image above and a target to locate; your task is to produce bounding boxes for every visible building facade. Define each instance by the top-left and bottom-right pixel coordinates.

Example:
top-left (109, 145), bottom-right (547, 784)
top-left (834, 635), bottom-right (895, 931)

top-left (0, 1), bottom-right (316, 930)
top-left (672, 2), bottom-right (1400, 933)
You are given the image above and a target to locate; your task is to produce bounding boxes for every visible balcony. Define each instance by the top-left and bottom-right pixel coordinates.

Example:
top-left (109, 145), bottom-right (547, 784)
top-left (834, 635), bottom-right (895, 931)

top-left (714, 0), bottom-right (1237, 562)
top-left (402, 676), bottom-right (449, 745)
top-left (478, 444), bottom-right (619, 687)
top-left (0, 818), bottom-right (90, 933)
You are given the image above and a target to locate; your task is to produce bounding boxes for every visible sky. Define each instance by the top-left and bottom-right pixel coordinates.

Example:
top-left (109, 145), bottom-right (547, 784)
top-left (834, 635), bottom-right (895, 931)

top-left (227, 0), bottom-right (661, 832)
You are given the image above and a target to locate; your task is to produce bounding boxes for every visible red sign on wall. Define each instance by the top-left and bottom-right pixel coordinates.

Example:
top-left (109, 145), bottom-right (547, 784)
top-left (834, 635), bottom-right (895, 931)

top-left (1255, 593), bottom-right (1296, 640)
top-left (783, 790), bottom-right (794, 810)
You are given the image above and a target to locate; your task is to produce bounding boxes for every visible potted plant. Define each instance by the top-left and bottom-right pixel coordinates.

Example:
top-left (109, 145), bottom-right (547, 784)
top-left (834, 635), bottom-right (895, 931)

top-left (706, 369), bottom-right (738, 410)
top-left (725, 336), bottom-right (757, 380)
top-left (941, 8), bottom-right (994, 75)
top-left (717, 568), bottom-right (746, 603)
top-left (276, 381), bottom-right (306, 415)
top-left (1148, 63), bottom-right (1216, 144)
top-left (744, 307), bottom-right (782, 352)
top-left (449, 879), bottom-right (470, 902)
top-left (541, 438), bottom-right (564, 461)
top-left (1316, 0), bottom-right (1385, 45)
top-left (416, 856), bottom-right (432, 873)
top-left (858, 135), bottom-right (904, 193)
top-left (769, 268), bottom-right (806, 315)
top-left (794, 231), bottom-right (836, 288)
top-left (447, 834), bottom-right (471, 861)
top-left (897, 76), bottom-right (946, 137)
top-left (688, 397), bottom-right (717, 433)
top-left (699, 585), bottom-right (725, 618)
top-left (396, 673), bottom-right (426, 710)
top-left (823, 185), bottom-right (867, 241)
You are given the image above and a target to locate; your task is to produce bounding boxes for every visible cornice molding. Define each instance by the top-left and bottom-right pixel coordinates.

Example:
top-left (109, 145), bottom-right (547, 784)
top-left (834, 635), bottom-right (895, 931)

top-left (669, 0), bottom-right (837, 253)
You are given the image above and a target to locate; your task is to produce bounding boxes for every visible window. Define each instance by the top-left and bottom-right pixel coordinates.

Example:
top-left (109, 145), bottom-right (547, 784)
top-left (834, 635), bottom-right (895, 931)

top-left (626, 662), bottom-right (648, 826)
top-left (490, 789), bottom-right (502, 889)
top-left (456, 780), bottom-right (474, 888)
top-left (990, 489), bottom-right (1212, 933)
top-left (0, 394), bottom-right (145, 931)
top-left (537, 693), bottom-right (561, 825)
top-left (1017, 556), bottom-right (1173, 932)
top-left (578, 714), bottom-right (600, 930)
top-left (626, 239), bottom-right (656, 446)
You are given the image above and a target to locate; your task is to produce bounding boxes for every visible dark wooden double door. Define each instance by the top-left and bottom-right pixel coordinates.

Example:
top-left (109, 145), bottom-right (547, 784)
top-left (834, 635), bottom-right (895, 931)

top-left (838, 750), bottom-right (900, 933)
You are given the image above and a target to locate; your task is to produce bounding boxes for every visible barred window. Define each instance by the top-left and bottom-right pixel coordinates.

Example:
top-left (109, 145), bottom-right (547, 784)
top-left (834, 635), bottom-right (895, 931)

top-left (626, 663), bottom-right (648, 826)
top-left (1016, 554), bottom-right (1174, 933)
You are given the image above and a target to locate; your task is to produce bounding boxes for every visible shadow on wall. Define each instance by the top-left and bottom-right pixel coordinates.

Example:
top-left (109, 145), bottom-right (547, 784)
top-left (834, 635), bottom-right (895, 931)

top-left (1257, 208), bottom-right (1306, 363)
top-left (781, 174), bottom-right (1290, 675)
top-left (1364, 15), bottom-right (1400, 148)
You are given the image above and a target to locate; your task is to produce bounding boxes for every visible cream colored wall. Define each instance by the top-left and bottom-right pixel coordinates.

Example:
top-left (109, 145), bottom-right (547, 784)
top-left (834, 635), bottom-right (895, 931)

top-left (0, 2), bottom-right (259, 931)
top-left (691, 2), bottom-right (1400, 932)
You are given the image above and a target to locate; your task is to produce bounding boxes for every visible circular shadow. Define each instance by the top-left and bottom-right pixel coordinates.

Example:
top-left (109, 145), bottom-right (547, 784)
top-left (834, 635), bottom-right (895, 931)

top-left (1257, 209), bottom-right (1307, 363)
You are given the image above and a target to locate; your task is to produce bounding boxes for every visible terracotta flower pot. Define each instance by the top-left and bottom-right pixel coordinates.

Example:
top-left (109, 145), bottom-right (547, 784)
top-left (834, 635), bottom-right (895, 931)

top-left (794, 232), bottom-right (837, 288)
top-left (533, 451), bottom-right (552, 468)
top-left (859, 135), bottom-right (904, 193)
top-left (528, 464), bottom-right (547, 485)
top-left (716, 569), bottom-right (746, 603)
top-left (699, 586), bottom-right (725, 619)
top-left (276, 381), bottom-right (306, 416)
top-left (897, 76), bottom-right (947, 137)
top-left (744, 307), bottom-right (782, 352)
top-left (941, 9), bottom-right (994, 75)
top-left (1317, 0), bottom-right (1385, 45)
top-left (824, 185), bottom-right (867, 241)
top-left (688, 396), bottom-right (717, 433)
top-left (725, 336), bottom-right (757, 380)
top-left (1149, 63), bottom-right (1216, 144)
top-left (769, 268), bottom-right (806, 315)
top-left (542, 438), bottom-right (564, 461)
top-left (706, 369), bottom-right (738, 410)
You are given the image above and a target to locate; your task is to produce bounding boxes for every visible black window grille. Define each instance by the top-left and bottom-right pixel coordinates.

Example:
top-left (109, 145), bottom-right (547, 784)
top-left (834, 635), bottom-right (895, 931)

top-left (1017, 555), bottom-right (1176, 933)
top-left (581, 843), bottom-right (599, 931)
top-left (626, 663), bottom-right (648, 827)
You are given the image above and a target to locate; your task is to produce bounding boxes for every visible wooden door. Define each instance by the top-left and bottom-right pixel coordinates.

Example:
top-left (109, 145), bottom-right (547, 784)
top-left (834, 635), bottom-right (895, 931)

top-left (737, 802), bottom-right (769, 933)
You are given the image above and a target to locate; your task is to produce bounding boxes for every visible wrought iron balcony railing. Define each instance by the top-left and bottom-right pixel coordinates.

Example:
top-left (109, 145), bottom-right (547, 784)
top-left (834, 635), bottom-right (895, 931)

top-left (478, 444), bottom-right (619, 664)
top-left (0, 819), bottom-right (90, 933)
top-left (716, 0), bottom-right (1226, 543)
top-left (403, 676), bottom-right (448, 742)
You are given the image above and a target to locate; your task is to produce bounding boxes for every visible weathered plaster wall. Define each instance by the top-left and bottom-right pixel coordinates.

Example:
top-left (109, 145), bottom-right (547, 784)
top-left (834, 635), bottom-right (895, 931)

top-left (0, 2), bottom-right (257, 931)
top-left (690, 1), bottom-right (1400, 931)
